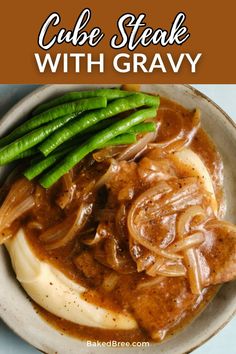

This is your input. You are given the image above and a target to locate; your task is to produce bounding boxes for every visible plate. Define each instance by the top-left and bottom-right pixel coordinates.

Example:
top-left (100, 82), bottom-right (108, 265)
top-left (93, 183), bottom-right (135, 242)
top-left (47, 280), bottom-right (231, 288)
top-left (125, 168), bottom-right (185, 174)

top-left (0, 84), bottom-right (235, 354)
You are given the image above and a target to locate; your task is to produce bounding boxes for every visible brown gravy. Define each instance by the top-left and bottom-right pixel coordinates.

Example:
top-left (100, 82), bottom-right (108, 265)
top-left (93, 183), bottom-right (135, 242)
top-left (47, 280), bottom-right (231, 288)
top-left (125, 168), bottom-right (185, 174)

top-left (22, 95), bottom-right (224, 342)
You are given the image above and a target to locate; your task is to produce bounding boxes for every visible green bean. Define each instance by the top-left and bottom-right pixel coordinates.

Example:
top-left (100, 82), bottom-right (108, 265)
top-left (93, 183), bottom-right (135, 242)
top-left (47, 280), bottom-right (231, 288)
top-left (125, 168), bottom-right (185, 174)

top-left (128, 122), bottom-right (156, 134)
top-left (33, 88), bottom-right (134, 115)
top-left (56, 121), bottom-right (156, 152)
top-left (82, 115), bottom-right (121, 135)
top-left (0, 97), bottom-right (107, 148)
top-left (24, 149), bottom-right (70, 180)
top-left (39, 94), bottom-right (159, 156)
top-left (7, 147), bottom-right (39, 163)
top-left (100, 133), bottom-right (136, 147)
top-left (0, 113), bottom-right (76, 165)
top-left (1, 147), bottom-right (40, 165)
top-left (24, 133), bottom-right (136, 180)
top-left (39, 107), bottom-right (157, 188)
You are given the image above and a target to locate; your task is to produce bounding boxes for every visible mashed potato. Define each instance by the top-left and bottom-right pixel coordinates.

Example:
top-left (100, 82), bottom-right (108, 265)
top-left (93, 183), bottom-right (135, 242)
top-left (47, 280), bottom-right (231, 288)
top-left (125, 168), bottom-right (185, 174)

top-left (5, 230), bottom-right (137, 330)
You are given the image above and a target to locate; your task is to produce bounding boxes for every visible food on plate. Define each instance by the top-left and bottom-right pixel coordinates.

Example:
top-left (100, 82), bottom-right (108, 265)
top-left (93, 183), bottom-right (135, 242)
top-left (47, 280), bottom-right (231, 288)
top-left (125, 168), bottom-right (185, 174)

top-left (0, 87), bottom-right (235, 342)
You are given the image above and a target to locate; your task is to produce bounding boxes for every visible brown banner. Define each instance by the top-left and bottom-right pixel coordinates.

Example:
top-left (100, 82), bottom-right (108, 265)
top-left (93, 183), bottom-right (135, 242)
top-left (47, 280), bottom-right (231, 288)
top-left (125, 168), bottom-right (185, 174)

top-left (0, 0), bottom-right (235, 83)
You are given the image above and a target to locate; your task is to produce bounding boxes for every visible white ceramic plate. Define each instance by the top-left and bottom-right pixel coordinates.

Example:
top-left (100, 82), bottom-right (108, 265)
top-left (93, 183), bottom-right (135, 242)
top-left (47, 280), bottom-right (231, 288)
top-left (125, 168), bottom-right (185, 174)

top-left (0, 84), bottom-right (235, 354)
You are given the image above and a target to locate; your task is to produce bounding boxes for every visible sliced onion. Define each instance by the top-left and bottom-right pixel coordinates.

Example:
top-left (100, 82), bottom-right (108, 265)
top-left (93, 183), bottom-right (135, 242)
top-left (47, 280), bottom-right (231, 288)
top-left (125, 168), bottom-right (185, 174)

top-left (157, 262), bottom-right (186, 277)
top-left (196, 249), bottom-right (211, 286)
top-left (149, 133), bottom-right (184, 150)
top-left (102, 272), bottom-right (119, 291)
top-left (149, 110), bottom-right (184, 148)
top-left (176, 205), bottom-right (205, 294)
top-left (83, 223), bottom-right (110, 245)
top-left (146, 192), bottom-right (203, 220)
top-left (184, 248), bottom-right (202, 294)
top-left (34, 185), bottom-right (47, 208)
top-left (177, 206), bottom-right (206, 236)
top-left (117, 131), bottom-right (158, 161)
top-left (40, 202), bottom-right (93, 250)
top-left (56, 172), bottom-right (76, 209)
top-left (147, 180), bottom-right (201, 219)
top-left (81, 180), bottom-right (96, 199)
top-left (168, 232), bottom-right (205, 253)
top-left (138, 157), bottom-right (176, 183)
top-left (0, 166), bottom-right (23, 203)
top-left (27, 221), bottom-right (43, 230)
top-left (127, 183), bottom-right (181, 260)
top-left (39, 218), bottom-right (72, 244)
top-left (129, 182), bottom-right (172, 209)
top-left (128, 218), bottom-right (182, 260)
top-left (93, 146), bottom-right (127, 162)
top-left (95, 159), bottom-right (120, 189)
top-left (136, 254), bottom-right (156, 272)
top-left (105, 237), bottom-right (123, 270)
top-left (146, 258), bottom-right (165, 276)
top-left (147, 259), bottom-right (186, 277)
top-left (149, 108), bottom-right (200, 152)
top-left (137, 179), bottom-right (200, 221)
top-left (0, 178), bottom-right (35, 243)
top-left (136, 276), bottom-right (164, 290)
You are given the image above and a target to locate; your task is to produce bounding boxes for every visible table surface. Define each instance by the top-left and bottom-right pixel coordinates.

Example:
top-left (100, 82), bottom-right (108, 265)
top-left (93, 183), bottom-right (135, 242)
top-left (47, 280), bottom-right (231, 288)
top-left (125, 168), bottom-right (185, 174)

top-left (0, 85), bottom-right (235, 354)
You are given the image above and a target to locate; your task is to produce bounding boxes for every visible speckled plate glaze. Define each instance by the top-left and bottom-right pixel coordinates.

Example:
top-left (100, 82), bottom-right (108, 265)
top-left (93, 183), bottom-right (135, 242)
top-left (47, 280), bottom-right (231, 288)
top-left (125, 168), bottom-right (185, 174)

top-left (0, 84), bottom-right (235, 354)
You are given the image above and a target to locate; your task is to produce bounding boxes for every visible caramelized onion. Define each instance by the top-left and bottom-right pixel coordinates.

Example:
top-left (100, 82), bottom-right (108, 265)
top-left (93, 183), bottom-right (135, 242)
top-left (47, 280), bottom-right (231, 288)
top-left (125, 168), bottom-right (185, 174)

top-left (95, 159), bottom-right (120, 189)
top-left (138, 157), bottom-right (176, 183)
top-left (146, 258), bottom-right (165, 276)
top-left (40, 202), bottom-right (93, 249)
top-left (147, 180), bottom-right (201, 219)
top-left (118, 131), bottom-right (158, 161)
top-left (149, 108), bottom-right (200, 152)
top-left (56, 172), bottom-right (76, 209)
top-left (157, 262), bottom-right (186, 277)
top-left (127, 182), bottom-right (181, 260)
top-left (105, 237), bottom-right (123, 270)
top-left (0, 178), bottom-right (35, 243)
top-left (83, 223), bottom-right (109, 246)
top-left (136, 254), bottom-right (155, 272)
top-left (39, 219), bottom-right (72, 244)
top-left (147, 259), bottom-right (186, 277)
top-left (34, 185), bottom-right (47, 208)
top-left (27, 221), bottom-right (43, 230)
top-left (93, 146), bottom-right (127, 162)
top-left (168, 232), bottom-right (205, 253)
top-left (102, 272), bottom-right (119, 291)
top-left (177, 206), bottom-right (206, 236)
top-left (128, 216), bottom-right (181, 260)
top-left (149, 109), bottom-right (184, 148)
top-left (176, 206), bottom-right (206, 294)
top-left (184, 248), bottom-right (202, 294)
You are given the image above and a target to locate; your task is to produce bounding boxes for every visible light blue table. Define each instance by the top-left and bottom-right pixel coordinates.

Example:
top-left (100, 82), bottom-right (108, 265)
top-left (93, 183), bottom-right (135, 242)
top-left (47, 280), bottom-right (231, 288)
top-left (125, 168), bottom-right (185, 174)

top-left (0, 85), bottom-right (235, 354)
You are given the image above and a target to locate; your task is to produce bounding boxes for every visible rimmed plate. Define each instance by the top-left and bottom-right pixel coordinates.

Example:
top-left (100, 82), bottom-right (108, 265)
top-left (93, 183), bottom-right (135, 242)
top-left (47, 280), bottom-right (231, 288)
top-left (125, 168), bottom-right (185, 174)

top-left (0, 84), bottom-right (235, 354)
